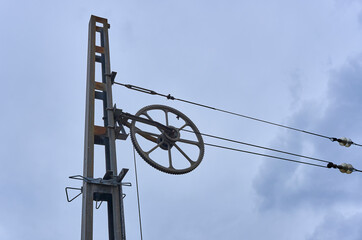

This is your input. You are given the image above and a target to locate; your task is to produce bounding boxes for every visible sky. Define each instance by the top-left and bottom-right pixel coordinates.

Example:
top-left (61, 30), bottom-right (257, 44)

top-left (1, 0), bottom-right (362, 239)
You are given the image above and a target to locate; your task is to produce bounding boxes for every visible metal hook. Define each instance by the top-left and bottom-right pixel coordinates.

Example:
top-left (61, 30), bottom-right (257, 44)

top-left (96, 201), bottom-right (103, 209)
top-left (122, 182), bottom-right (132, 187)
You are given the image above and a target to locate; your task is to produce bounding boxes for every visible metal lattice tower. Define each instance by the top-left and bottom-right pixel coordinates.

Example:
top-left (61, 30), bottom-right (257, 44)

top-left (81, 15), bottom-right (128, 240)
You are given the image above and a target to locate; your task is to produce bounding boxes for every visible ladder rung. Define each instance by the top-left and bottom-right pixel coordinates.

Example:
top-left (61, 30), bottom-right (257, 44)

top-left (94, 135), bottom-right (105, 145)
top-left (95, 82), bottom-right (106, 91)
top-left (94, 125), bottom-right (106, 145)
top-left (95, 46), bottom-right (104, 54)
top-left (92, 15), bottom-right (110, 29)
top-left (92, 15), bottom-right (108, 24)
top-left (93, 192), bottom-right (112, 201)
top-left (95, 91), bottom-right (105, 100)
top-left (95, 55), bottom-right (102, 63)
top-left (94, 125), bottom-right (107, 136)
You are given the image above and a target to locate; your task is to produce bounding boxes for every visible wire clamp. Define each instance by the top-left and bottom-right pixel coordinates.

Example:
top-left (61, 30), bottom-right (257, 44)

top-left (327, 162), bottom-right (354, 174)
top-left (105, 104), bottom-right (129, 140)
top-left (105, 71), bottom-right (117, 84)
top-left (166, 94), bottom-right (175, 100)
top-left (330, 137), bottom-right (353, 147)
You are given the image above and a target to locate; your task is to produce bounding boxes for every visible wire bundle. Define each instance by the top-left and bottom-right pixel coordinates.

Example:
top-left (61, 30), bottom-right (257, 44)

top-left (114, 81), bottom-right (362, 173)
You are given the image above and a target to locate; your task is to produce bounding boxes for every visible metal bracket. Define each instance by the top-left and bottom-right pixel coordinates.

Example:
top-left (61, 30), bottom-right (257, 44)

top-left (69, 168), bottom-right (131, 187)
top-left (107, 104), bottom-right (129, 140)
top-left (95, 193), bottom-right (127, 210)
top-left (113, 107), bottom-right (175, 133)
top-left (115, 125), bottom-right (129, 140)
top-left (105, 71), bottom-right (117, 84)
top-left (65, 187), bottom-right (83, 202)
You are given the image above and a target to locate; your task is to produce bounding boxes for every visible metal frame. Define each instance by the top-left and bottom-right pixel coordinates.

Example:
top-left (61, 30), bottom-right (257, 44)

top-left (81, 15), bottom-right (128, 240)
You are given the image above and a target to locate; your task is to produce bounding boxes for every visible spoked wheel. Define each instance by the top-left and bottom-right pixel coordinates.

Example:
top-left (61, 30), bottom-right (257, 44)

top-left (130, 105), bottom-right (205, 174)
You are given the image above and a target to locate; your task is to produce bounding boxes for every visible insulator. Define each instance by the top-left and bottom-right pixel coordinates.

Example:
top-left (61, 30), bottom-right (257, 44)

top-left (345, 138), bottom-right (352, 147)
top-left (339, 137), bottom-right (347, 146)
top-left (339, 163), bottom-right (354, 174)
top-left (339, 137), bottom-right (352, 147)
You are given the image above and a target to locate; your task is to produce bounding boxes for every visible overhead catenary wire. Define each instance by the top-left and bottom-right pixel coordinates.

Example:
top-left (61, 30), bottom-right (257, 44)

top-left (180, 129), bottom-right (361, 171)
top-left (203, 142), bottom-right (362, 173)
top-left (181, 129), bottom-right (330, 164)
top-left (204, 142), bottom-right (328, 169)
top-left (114, 81), bottom-right (362, 148)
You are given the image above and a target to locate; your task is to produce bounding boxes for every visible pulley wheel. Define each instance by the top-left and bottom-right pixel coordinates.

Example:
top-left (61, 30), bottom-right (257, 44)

top-left (130, 105), bottom-right (204, 174)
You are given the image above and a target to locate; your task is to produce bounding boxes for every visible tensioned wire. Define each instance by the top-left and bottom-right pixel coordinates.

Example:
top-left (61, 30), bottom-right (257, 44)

top-left (114, 81), bottom-right (362, 147)
top-left (202, 142), bottom-right (362, 172)
top-left (133, 147), bottom-right (144, 240)
top-left (179, 129), bottom-right (362, 172)
top-left (180, 129), bottom-right (330, 164)
top-left (204, 142), bottom-right (327, 168)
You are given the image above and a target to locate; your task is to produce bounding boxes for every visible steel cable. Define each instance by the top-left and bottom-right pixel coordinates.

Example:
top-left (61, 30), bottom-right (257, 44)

top-left (114, 81), bottom-right (362, 147)
top-left (203, 142), bottom-right (362, 173)
top-left (133, 147), bottom-right (144, 240)
top-left (204, 142), bottom-right (328, 168)
top-left (181, 129), bottom-right (330, 164)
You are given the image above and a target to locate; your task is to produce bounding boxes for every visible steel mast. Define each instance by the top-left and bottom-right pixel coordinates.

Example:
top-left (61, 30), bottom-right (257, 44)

top-left (82, 15), bottom-right (128, 240)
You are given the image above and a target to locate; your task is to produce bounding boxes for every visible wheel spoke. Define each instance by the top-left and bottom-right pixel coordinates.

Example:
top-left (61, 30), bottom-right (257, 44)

top-left (141, 111), bottom-right (163, 133)
top-left (146, 143), bottom-right (161, 155)
top-left (165, 111), bottom-right (169, 126)
top-left (142, 111), bottom-right (154, 121)
top-left (178, 123), bottom-right (188, 131)
top-left (174, 144), bottom-right (194, 165)
top-left (168, 148), bottom-right (174, 169)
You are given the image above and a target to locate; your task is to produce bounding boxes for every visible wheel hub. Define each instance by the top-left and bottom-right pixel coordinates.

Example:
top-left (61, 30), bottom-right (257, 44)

top-left (157, 126), bottom-right (180, 150)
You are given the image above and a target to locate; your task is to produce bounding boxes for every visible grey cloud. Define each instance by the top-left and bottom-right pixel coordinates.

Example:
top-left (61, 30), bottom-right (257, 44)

top-left (253, 54), bottom-right (362, 212)
top-left (307, 211), bottom-right (362, 240)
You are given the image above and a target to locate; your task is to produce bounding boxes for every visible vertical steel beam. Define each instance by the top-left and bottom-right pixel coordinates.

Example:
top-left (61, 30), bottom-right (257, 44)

top-left (100, 23), bottom-right (118, 174)
top-left (81, 15), bottom-right (126, 240)
top-left (81, 15), bottom-right (97, 240)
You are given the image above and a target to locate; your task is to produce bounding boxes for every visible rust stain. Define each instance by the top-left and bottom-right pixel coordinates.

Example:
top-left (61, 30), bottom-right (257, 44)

top-left (94, 125), bottom-right (107, 136)
top-left (93, 15), bottom-right (108, 24)
top-left (95, 82), bottom-right (106, 91)
top-left (95, 46), bottom-right (104, 54)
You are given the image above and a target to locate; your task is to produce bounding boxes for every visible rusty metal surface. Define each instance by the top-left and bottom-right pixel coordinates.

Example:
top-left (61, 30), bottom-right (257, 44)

top-left (94, 125), bottom-right (107, 136)
top-left (95, 81), bottom-right (106, 91)
top-left (95, 46), bottom-right (104, 54)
